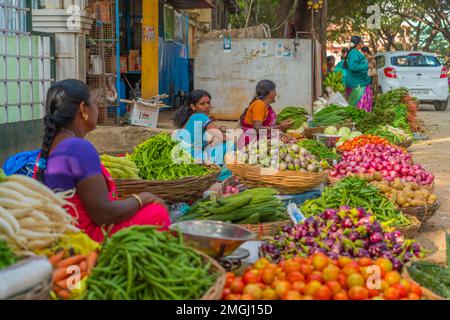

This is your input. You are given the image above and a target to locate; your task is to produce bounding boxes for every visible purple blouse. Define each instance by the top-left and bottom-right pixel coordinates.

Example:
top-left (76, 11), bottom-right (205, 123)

top-left (45, 138), bottom-right (102, 191)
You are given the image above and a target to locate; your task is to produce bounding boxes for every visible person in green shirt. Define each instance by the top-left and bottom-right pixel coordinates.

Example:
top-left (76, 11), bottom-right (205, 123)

top-left (334, 47), bottom-right (349, 87)
top-left (344, 36), bottom-right (373, 112)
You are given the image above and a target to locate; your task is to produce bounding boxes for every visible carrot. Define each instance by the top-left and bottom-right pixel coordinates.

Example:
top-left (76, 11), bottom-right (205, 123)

top-left (79, 260), bottom-right (88, 273)
top-left (57, 289), bottom-right (71, 300)
top-left (53, 267), bottom-right (69, 283)
top-left (52, 285), bottom-right (62, 294)
top-left (56, 255), bottom-right (86, 269)
top-left (86, 251), bottom-right (98, 270)
top-left (49, 249), bottom-right (67, 267)
top-left (56, 279), bottom-right (69, 290)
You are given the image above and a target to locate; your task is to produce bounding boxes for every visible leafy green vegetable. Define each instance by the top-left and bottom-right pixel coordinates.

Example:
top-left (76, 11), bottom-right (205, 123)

top-left (0, 169), bottom-right (6, 182)
top-left (297, 139), bottom-right (341, 161)
top-left (374, 88), bottom-right (409, 110)
top-left (277, 106), bottom-right (308, 130)
top-left (0, 240), bottom-right (17, 270)
top-left (355, 107), bottom-right (397, 133)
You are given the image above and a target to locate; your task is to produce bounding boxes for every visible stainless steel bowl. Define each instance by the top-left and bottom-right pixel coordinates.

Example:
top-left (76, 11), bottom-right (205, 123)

top-left (169, 221), bottom-right (257, 259)
top-left (314, 133), bottom-right (342, 148)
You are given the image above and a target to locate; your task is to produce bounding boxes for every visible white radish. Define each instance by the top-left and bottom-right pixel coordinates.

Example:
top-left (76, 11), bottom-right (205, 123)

top-left (6, 175), bottom-right (66, 206)
top-left (19, 229), bottom-right (62, 240)
top-left (30, 210), bottom-right (51, 223)
top-left (0, 198), bottom-right (30, 209)
top-left (0, 181), bottom-right (44, 201)
top-left (0, 187), bottom-right (27, 202)
top-left (0, 216), bottom-right (16, 238)
top-left (9, 208), bottom-right (34, 219)
top-left (26, 239), bottom-right (52, 250)
top-left (61, 224), bottom-right (80, 233)
top-left (0, 206), bottom-right (20, 234)
top-left (34, 203), bottom-right (71, 221)
top-left (18, 217), bottom-right (47, 229)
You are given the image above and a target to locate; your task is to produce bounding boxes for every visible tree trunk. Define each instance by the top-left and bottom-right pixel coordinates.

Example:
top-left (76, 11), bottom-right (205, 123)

top-left (273, 0), bottom-right (295, 37)
top-left (293, 0), bottom-right (312, 36)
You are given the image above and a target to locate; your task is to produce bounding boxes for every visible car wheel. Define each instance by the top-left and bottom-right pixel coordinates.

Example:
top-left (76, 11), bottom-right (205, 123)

top-left (434, 101), bottom-right (448, 111)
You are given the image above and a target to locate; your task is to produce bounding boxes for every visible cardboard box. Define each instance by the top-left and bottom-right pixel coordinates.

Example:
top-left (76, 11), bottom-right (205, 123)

top-left (128, 50), bottom-right (141, 71)
top-left (126, 101), bottom-right (160, 128)
top-left (113, 56), bottom-right (128, 73)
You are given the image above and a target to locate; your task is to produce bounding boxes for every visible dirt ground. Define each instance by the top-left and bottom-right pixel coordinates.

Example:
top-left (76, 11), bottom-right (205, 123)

top-left (409, 102), bottom-right (450, 261)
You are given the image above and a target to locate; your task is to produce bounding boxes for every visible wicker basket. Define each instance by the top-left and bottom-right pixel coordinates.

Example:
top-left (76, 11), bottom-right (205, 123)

top-left (397, 215), bottom-right (421, 239)
top-left (402, 265), bottom-right (445, 300)
top-left (114, 166), bottom-right (221, 204)
top-left (198, 250), bottom-right (227, 300)
top-left (239, 220), bottom-right (290, 239)
top-left (226, 163), bottom-right (327, 195)
top-left (400, 201), bottom-right (441, 225)
top-left (396, 140), bottom-right (413, 149)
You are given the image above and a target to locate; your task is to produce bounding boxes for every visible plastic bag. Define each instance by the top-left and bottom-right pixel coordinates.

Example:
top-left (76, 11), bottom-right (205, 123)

top-left (37, 232), bottom-right (100, 257)
top-left (326, 92), bottom-right (349, 107)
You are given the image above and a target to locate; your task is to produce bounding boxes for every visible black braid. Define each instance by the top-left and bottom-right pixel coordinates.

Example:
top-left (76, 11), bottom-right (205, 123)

top-left (173, 90), bottom-right (211, 128)
top-left (35, 79), bottom-right (92, 183)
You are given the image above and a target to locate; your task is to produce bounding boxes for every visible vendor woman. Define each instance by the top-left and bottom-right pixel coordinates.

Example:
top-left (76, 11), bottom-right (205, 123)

top-left (344, 36), bottom-right (373, 112)
top-left (173, 90), bottom-right (234, 180)
top-left (33, 80), bottom-right (171, 242)
top-left (238, 80), bottom-right (293, 147)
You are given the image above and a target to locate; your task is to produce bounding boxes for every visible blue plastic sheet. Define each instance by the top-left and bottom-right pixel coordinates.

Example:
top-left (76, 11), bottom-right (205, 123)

top-left (2, 149), bottom-right (40, 177)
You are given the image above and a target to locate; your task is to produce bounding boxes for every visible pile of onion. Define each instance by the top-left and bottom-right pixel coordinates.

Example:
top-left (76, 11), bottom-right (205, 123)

top-left (330, 144), bottom-right (434, 186)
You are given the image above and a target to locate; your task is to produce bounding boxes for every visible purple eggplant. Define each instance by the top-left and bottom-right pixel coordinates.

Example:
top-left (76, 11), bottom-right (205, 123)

top-left (339, 205), bottom-right (351, 211)
top-left (391, 257), bottom-right (402, 270)
top-left (323, 208), bottom-right (338, 219)
top-left (342, 218), bottom-right (353, 228)
top-left (369, 232), bottom-right (384, 244)
top-left (328, 252), bottom-right (339, 260)
top-left (348, 231), bottom-right (361, 242)
top-left (391, 243), bottom-right (404, 255)
top-left (355, 248), bottom-right (370, 258)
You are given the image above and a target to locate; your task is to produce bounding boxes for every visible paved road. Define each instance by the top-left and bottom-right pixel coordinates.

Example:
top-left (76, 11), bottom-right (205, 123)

top-left (410, 100), bottom-right (450, 262)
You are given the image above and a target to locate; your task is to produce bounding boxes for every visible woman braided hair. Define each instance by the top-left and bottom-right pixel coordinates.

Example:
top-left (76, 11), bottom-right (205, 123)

top-left (173, 90), bottom-right (212, 128)
top-left (35, 80), bottom-right (93, 183)
top-left (344, 35), bottom-right (363, 69)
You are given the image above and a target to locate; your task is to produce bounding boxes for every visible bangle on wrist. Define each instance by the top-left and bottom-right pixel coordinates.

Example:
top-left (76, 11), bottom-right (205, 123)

top-left (131, 194), bottom-right (143, 209)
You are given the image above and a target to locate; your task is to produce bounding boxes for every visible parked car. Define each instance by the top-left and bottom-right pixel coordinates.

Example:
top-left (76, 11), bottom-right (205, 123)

top-left (375, 51), bottom-right (449, 111)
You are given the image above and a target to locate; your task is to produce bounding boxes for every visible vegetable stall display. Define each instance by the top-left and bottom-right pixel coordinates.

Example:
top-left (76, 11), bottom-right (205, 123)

top-left (85, 226), bottom-right (223, 300)
top-left (179, 188), bottom-right (287, 225)
top-left (331, 144), bottom-right (434, 186)
top-left (261, 207), bottom-right (423, 268)
top-left (223, 255), bottom-right (423, 300)
top-left (277, 106), bottom-right (308, 130)
top-left (301, 177), bottom-right (411, 228)
top-left (0, 175), bottom-right (79, 254)
top-left (130, 133), bottom-right (212, 180)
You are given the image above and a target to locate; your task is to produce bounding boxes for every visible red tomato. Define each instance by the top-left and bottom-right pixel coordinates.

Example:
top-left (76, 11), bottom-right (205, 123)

top-left (392, 284), bottom-right (408, 298)
top-left (375, 258), bottom-right (393, 275)
top-left (333, 291), bottom-right (349, 300)
top-left (222, 288), bottom-right (232, 300)
top-left (277, 272), bottom-right (287, 281)
top-left (410, 284), bottom-right (422, 297)
top-left (254, 258), bottom-right (270, 270)
top-left (399, 279), bottom-right (411, 294)
top-left (338, 274), bottom-right (348, 289)
top-left (274, 281), bottom-right (292, 298)
top-left (358, 257), bottom-right (373, 267)
top-left (287, 271), bottom-right (305, 283)
top-left (407, 293), bottom-right (421, 300)
top-left (225, 294), bottom-right (242, 300)
top-left (384, 287), bottom-right (400, 300)
top-left (225, 272), bottom-right (236, 287)
top-left (230, 277), bottom-right (245, 293)
top-left (283, 290), bottom-right (302, 300)
top-left (307, 271), bottom-right (324, 284)
top-left (292, 281), bottom-right (306, 294)
top-left (346, 273), bottom-right (365, 289)
top-left (342, 265), bottom-right (360, 276)
top-left (243, 284), bottom-right (262, 299)
top-left (261, 288), bottom-right (278, 300)
top-left (304, 280), bottom-right (322, 296)
top-left (372, 296), bottom-right (385, 300)
top-left (322, 265), bottom-right (340, 282)
top-left (380, 280), bottom-right (389, 291)
top-left (348, 286), bottom-right (369, 300)
top-left (312, 253), bottom-right (329, 271)
top-left (314, 285), bottom-right (333, 300)
top-left (368, 288), bottom-right (380, 298)
top-left (283, 259), bottom-right (301, 274)
top-left (325, 281), bottom-right (342, 295)
top-left (261, 268), bottom-right (276, 285)
top-left (384, 271), bottom-right (401, 286)
top-left (300, 264), bottom-right (314, 276)
top-left (241, 294), bottom-right (255, 300)
top-left (243, 269), bottom-right (261, 284)
top-left (303, 295), bottom-right (314, 300)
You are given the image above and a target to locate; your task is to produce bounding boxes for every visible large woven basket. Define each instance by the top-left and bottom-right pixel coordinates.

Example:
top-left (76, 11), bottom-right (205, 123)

top-left (239, 220), bottom-right (290, 239)
top-left (397, 215), bottom-right (421, 239)
top-left (226, 163), bottom-right (327, 195)
top-left (115, 166), bottom-right (221, 204)
top-left (402, 264), bottom-right (445, 300)
top-left (400, 201), bottom-right (441, 225)
top-left (198, 250), bottom-right (227, 300)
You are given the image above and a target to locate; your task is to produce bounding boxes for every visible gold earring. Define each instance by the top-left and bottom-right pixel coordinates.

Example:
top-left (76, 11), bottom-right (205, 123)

top-left (84, 114), bottom-right (89, 121)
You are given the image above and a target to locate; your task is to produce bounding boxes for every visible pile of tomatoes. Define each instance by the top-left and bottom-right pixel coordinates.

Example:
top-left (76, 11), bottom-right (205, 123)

top-left (338, 134), bottom-right (391, 152)
top-left (222, 254), bottom-right (423, 300)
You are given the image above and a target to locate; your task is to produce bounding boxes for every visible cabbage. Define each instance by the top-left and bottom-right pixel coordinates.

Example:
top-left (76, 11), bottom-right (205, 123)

top-left (338, 127), bottom-right (351, 137)
top-left (349, 131), bottom-right (363, 139)
top-left (324, 126), bottom-right (338, 135)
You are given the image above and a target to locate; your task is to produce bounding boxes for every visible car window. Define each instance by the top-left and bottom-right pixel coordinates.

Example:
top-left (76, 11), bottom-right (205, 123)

top-left (391, 55), bottom-right (441, 67)
top-left (376, 56), bottom-right (385, 68)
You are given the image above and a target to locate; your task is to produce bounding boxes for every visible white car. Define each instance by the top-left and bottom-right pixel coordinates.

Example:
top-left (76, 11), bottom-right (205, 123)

top-left (375, 51), bottom-right (449, 111)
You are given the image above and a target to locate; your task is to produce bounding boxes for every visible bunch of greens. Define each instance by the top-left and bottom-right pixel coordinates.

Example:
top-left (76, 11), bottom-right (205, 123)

top-left (355, 107), bottom-right (397, 133)
top-left (277, 106), bottom-right (309, 130)
top-left (366, 126), bottom-right (406, 144)
top-left (0, 240), bottom-right (17, 270)
top-left (297, 139), bottom-right (341, 161)
top-left (374, 88), bottom-right (409, 110)
top-left (314, 105), bottom-right (368, 125)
